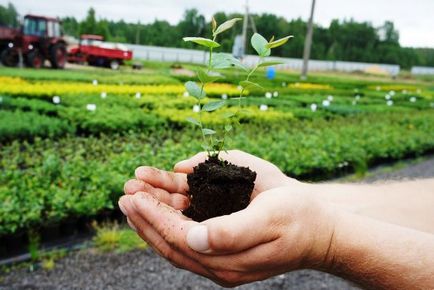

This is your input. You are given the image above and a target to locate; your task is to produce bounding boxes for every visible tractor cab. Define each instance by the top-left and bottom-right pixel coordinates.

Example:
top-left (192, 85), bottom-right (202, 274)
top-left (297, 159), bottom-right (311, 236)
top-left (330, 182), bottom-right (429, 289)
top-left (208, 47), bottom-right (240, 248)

top-left (23, 15), bottom-right (62, 39)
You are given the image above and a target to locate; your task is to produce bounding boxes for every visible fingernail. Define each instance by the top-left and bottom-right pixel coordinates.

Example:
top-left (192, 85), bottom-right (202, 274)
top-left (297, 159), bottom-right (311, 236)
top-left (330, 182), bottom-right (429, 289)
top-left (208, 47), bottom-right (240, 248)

top-left (127, 218), bottom-right (137, 232)
top-left (186, 225), bottom-right (210, 253)
top-left (118, 201), bottom-right (128, 216)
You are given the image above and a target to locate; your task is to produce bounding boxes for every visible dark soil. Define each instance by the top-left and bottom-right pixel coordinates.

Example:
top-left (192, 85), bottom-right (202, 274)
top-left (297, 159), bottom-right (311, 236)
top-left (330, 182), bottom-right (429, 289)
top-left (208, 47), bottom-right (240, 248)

top-left (183, 156), bottom-right (257, 222)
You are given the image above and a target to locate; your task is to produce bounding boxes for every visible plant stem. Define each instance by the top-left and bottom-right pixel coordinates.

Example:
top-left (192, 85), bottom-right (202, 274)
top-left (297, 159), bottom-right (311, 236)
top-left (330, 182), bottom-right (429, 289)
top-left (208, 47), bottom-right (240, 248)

top-left (198, 35), bottom-right (218, 157)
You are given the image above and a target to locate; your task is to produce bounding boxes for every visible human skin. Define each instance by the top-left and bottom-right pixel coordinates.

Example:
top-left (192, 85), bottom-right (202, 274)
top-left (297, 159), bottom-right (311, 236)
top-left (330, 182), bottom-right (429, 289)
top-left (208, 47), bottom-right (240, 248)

top-left (119, 150), bottom-right (434, 289)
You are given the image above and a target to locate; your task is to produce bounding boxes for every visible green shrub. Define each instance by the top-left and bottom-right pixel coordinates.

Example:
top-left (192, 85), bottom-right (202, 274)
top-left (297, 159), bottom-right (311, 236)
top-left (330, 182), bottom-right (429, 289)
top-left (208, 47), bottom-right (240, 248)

top-left (59, 105), bottom-right (166, 134)
top-left (0, 110), bottom-right (74, 142)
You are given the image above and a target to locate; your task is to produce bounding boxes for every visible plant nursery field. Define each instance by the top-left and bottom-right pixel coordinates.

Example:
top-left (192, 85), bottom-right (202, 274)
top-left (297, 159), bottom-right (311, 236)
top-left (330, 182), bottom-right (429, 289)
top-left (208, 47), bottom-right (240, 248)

top-left (0, 63), bottom-right (434, 237)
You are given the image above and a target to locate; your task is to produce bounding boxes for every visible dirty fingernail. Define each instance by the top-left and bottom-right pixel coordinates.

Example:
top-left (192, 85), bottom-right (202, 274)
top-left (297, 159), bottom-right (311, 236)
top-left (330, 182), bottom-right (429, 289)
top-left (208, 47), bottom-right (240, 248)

top-left (186, 225), bottom-right (210, 253)
top-left (127, 218), bottom-right (137, 232)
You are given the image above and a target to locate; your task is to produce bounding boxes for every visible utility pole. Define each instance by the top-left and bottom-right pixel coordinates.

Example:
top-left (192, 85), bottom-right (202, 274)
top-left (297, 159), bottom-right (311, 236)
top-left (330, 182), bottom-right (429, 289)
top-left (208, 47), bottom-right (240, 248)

top-left (234, 0), bottom-right (256, 59)
top-left (301, 0), bottom-right (316, 80)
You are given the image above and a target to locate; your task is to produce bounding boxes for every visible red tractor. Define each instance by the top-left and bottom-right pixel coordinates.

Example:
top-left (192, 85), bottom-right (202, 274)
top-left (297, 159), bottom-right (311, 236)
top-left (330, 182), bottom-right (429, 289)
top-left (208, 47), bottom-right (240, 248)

top-left (0, 14), bottom-right (67, 69)
top-left (67, 34), bottom-right (133, 70)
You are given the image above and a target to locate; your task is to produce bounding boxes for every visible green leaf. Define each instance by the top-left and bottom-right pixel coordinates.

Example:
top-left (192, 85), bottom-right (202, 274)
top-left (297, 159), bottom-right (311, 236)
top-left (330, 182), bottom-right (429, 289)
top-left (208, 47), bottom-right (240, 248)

top-left (221, 112), bottom-right (235, 118)
top-left (202, 100), bottom-right (226, 112)
top-left (202, 128), bottom-right (216, 135)
top-left (197, 69), bottom-right (221, 84)
top-left (183, 37), bottom-right (220, 48)
top-left (186, 117), bottom-right (201, 126)
top-left (211, 53), bottom-right (248, 71)
top-left (258, 61), bottom-right (284, 67)
top-left (239, 80), bottom-right (263, 90)
top-left (266, 35), bottom-right (293, 49)
top-left (224, 124), bottom-right (233, 132)
top-left (185, 81), bottom-right (205, 99)
top-left (251, 33), bottom-right (270, 57)
top-left (213, 18), bottom-right (242, 36)
top-left (211, 17), bottom-right (217, 33)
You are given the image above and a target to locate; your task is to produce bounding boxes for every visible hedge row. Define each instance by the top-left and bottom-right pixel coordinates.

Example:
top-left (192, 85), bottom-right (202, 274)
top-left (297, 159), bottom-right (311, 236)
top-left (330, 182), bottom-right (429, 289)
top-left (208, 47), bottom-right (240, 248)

top-left (1, 111), bottom-right (434, 235)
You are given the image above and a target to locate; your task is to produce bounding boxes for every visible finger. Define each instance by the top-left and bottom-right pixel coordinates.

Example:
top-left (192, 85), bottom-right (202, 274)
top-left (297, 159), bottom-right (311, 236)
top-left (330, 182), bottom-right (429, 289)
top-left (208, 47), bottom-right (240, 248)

top-left (191, 204), bottom-right (277, 255)
top-left (124, 179), bottom-right (189, 210)
top-left (129, 192), bottom-right (205, 253)
top-left (118, 195), bottom-right (214, 279)
top-left (134, 166), bottom-right (188, 194)
top-left (173, 152), bottom-right (208, 173)
top-left (199, 238), bottom-right (284, 272)
top-left (131, 191), bottom-right (275, 256)
top-left (124, 193), bottom-right (289, 282)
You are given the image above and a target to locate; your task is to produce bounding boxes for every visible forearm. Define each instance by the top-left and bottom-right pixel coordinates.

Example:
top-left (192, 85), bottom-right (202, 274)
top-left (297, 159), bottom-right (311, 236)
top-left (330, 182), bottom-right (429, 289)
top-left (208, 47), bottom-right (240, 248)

top-left (321, 210), bottom-right (434, 289)
top-left (302, 179), bottom-right (434, 233)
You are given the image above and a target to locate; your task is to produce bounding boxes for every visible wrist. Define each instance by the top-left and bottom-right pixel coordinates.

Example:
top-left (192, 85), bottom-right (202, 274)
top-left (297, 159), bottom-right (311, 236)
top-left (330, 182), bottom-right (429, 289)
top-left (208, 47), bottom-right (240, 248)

top-left (280, 182), bottom-right (340, 270)
top-left (306, 201), bottom-right (340, 270)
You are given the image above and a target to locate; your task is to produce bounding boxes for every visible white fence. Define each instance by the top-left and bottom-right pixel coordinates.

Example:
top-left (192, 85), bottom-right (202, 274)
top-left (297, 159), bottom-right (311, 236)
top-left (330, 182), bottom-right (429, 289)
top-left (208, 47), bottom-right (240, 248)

top-left (126, 43), bottom-right (422, 76)
top-left (411, 66), bottom-right (434, 75)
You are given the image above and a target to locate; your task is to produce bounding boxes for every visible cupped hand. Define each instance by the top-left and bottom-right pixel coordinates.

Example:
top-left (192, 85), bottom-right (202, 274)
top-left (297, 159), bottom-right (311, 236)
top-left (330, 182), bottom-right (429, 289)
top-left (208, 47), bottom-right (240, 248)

top-left (123, 150), bottom-right (299, 209)
top-left (118, 186), bottom-right (336, 287)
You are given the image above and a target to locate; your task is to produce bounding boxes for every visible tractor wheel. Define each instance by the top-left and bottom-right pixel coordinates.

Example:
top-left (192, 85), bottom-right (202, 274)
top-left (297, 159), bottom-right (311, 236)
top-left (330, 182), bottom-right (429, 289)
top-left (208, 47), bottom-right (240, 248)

top-left (26, 50), bottom-right (44, 69)
top-left (50, 43), bottom-right (66, 69)
top-left (1, 49), bottom-right (18, 67)
top-left (109, 59), bottom-right (120, 70)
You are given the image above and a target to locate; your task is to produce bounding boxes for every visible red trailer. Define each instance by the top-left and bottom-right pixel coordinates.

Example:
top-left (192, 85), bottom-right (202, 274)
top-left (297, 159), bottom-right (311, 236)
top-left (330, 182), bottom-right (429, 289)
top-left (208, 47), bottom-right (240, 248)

top-left (0, 14), bottom-right (67, 69)
top-left (67, 34), bottom-right (133, 70)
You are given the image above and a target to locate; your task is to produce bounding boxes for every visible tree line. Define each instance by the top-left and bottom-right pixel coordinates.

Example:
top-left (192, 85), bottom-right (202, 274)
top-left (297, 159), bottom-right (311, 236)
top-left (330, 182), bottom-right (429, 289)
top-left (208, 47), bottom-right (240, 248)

top-left (1, 3), bottom-right (433, 69)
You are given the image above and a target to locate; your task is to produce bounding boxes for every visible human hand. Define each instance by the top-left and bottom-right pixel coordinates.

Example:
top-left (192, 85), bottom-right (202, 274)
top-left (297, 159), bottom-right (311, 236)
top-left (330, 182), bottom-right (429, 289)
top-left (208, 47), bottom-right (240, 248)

top-left (123, 150), bottom-right (299, 205)
top-left (118, 185), bottom-right (336, 287)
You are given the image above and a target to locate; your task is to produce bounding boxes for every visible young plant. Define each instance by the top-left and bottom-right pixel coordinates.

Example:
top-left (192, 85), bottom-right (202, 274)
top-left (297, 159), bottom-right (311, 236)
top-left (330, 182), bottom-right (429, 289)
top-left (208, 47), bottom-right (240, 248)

top-left (182, 17), bottom-right (293, 222)
top-left (183, 17), bottom-right (292, 158)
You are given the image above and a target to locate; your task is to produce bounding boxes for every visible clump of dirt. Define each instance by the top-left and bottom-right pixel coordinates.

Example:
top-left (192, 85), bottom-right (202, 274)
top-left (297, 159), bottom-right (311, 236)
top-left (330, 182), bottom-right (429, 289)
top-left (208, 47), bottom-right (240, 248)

top-left (183, 156), bottom-right (256, 222)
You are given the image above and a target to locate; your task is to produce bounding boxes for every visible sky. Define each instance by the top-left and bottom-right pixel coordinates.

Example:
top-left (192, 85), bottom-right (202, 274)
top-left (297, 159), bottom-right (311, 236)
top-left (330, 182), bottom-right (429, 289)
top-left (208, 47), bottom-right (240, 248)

top-left (2, 0), bottom-right (433, 48)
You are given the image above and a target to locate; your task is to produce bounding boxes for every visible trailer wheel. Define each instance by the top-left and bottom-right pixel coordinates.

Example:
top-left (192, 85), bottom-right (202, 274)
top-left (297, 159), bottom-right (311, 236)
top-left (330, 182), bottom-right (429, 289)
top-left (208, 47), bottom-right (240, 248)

top-left (26, 50), bottom-right (44, 69)
top-left (1, 49), bottom-right (18, 67)
top-left (110, 59), bottom-right (120, 70)
top-left (50, 44), bottom-right (66, 69)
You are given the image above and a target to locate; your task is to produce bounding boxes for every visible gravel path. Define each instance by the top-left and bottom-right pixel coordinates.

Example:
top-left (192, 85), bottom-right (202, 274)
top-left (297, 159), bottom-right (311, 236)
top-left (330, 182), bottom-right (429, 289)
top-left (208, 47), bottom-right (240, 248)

top-left (2, 156), bottom-right (434, 290)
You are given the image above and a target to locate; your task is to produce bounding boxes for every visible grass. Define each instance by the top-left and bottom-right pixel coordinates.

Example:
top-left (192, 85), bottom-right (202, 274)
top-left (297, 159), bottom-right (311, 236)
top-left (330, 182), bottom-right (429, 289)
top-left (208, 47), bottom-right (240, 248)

top-left (92, 222), bottom-right (147, 253)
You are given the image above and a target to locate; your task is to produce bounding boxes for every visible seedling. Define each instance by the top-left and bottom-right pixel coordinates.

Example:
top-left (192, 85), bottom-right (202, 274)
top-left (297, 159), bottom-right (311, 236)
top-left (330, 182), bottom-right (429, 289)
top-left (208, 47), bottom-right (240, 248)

top-left (183, 17), bottom-right (292, 158)
top-left (182, 17), bottom-right (292, 221)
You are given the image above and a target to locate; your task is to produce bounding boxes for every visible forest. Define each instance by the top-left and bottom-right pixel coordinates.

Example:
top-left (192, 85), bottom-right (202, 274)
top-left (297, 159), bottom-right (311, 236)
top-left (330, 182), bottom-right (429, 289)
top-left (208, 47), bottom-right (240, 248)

top-left (1, 3), bottom-right (433, 69)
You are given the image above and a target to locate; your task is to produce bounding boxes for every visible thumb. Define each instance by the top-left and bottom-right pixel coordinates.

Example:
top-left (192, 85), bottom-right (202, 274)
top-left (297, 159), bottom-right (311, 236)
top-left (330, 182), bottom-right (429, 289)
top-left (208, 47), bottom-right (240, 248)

top-left (174, 152), bottom-right (207, 174)
top-left (186, 205), bottom-right (273, 255)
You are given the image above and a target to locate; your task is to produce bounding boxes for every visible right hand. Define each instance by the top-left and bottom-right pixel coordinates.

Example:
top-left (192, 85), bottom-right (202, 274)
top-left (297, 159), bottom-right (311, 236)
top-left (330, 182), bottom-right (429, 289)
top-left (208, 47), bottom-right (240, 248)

top-left (118, 185), bottom-right (337, 287)
top-left (174, 150), bottom-right (301, 199)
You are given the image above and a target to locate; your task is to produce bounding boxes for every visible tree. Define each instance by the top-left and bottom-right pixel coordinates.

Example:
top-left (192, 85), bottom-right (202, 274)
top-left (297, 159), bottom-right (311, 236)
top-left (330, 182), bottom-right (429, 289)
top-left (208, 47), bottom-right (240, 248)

top-left (79, 8), bottom-right (97, 35)
top-left (16, 4), bottom-right (430, 69)
top-left (0, 2), bottom-right (18, 27)
top-left (177, 9), bottom-right (206, 48)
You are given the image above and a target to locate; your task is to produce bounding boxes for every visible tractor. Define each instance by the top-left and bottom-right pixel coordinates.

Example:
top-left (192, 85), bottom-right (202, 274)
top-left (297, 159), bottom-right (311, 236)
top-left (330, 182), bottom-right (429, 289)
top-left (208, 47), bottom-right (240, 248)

top-left (0, 14), bottom-right (67, 69)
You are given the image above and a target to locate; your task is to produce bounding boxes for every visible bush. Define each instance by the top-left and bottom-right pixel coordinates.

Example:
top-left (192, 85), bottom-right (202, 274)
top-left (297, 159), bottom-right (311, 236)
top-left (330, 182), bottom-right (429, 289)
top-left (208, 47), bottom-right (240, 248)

top-left (0, 110), bottom-right (74, 142)
top-left (59, 105), bottom-right (166, 134)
